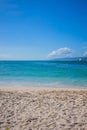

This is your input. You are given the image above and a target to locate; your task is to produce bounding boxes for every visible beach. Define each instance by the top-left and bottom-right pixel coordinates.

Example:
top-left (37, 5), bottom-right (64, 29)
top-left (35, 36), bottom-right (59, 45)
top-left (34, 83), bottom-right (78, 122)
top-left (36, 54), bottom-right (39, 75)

top-left (0, 86), bottom-right (87, 130)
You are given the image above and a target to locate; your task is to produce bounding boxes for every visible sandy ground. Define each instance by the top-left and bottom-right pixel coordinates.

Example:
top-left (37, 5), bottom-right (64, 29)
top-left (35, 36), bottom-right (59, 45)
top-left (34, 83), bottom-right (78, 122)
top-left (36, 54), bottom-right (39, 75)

top-left (0, 86), bottom-right (87, 130)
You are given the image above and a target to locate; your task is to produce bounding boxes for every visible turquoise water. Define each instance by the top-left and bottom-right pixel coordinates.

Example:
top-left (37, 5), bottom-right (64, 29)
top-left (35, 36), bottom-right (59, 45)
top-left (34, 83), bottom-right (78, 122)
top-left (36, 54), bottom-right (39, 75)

top-left (0, 60), bottom-right (87, 87)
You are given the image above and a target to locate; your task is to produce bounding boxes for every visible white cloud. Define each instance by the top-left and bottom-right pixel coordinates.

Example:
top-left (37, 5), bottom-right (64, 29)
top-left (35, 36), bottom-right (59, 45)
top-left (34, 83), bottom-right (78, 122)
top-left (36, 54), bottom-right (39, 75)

top-left (83, 52), bottom-right (87, 57)
top-left (48, 47), bottom-right (72, 58)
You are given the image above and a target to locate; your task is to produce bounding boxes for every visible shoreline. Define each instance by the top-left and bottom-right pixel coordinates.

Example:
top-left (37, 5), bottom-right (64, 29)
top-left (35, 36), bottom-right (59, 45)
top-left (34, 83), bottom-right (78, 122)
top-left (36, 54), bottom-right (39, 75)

top-left (0, 85), bottom-right (87, 92)
top-left (0, 80), bottom-right (87, 90)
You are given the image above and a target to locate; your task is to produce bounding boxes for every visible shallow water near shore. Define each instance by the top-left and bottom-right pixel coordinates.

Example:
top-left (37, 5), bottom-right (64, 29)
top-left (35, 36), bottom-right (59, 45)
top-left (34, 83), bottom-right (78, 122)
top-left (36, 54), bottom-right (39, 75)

top-left (0, 60), bottom-right (87, 88)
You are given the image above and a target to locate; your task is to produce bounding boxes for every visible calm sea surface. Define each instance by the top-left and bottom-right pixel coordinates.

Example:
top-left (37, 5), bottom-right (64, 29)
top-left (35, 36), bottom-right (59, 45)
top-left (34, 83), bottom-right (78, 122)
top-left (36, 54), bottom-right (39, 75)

top-left (0, 61), bottom-right (87, 88)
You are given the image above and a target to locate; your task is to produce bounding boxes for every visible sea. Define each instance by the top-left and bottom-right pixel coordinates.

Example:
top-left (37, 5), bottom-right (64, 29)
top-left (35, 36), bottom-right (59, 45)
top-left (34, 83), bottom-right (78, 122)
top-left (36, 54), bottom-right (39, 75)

top-left (0, 60), bottom-right (87, 88)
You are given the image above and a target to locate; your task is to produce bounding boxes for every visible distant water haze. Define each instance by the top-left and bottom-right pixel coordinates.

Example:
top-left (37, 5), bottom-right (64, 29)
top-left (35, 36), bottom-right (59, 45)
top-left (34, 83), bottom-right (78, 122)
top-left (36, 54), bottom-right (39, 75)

top-left (52, 57), bottom-right (87, 61)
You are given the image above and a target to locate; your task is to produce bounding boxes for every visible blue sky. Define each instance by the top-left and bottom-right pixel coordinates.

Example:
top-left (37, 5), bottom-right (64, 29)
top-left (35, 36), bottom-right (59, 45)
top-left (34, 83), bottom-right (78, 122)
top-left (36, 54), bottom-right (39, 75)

top-left (0, 0), bottom-right (87, 60)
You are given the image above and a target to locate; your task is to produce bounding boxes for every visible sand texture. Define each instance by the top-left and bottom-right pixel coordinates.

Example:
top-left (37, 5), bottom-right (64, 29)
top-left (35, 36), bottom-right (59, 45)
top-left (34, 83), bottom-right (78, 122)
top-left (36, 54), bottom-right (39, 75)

top-left (0, 87), bottom-right (87, 130)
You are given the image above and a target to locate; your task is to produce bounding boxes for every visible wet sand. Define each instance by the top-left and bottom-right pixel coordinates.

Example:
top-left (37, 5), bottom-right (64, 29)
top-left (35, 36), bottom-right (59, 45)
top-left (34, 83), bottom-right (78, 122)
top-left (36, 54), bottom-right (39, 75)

top-left (0, 87), bottom-right (87, 130)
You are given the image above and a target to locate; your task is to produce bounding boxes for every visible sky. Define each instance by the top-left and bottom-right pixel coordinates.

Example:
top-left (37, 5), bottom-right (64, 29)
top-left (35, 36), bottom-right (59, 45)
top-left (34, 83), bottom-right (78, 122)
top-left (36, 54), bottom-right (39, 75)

top-left (0, 0), bottom-right (87, 60)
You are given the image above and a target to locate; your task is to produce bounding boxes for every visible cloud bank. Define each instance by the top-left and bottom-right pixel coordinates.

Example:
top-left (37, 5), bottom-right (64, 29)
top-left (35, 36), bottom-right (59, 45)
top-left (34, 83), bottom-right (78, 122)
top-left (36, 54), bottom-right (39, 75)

top-left (83, 52), bottom-right (87, 57)
top-left (48, 47), bottom-right (72, 58)
top-left (0, 54), bottom-right (12, 60)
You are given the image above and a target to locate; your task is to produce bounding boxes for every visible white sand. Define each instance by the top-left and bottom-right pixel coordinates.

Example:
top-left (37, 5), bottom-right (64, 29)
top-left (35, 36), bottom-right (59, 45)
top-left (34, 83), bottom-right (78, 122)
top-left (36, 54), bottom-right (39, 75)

top-left (0, 86), bottom-right (87, 130)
